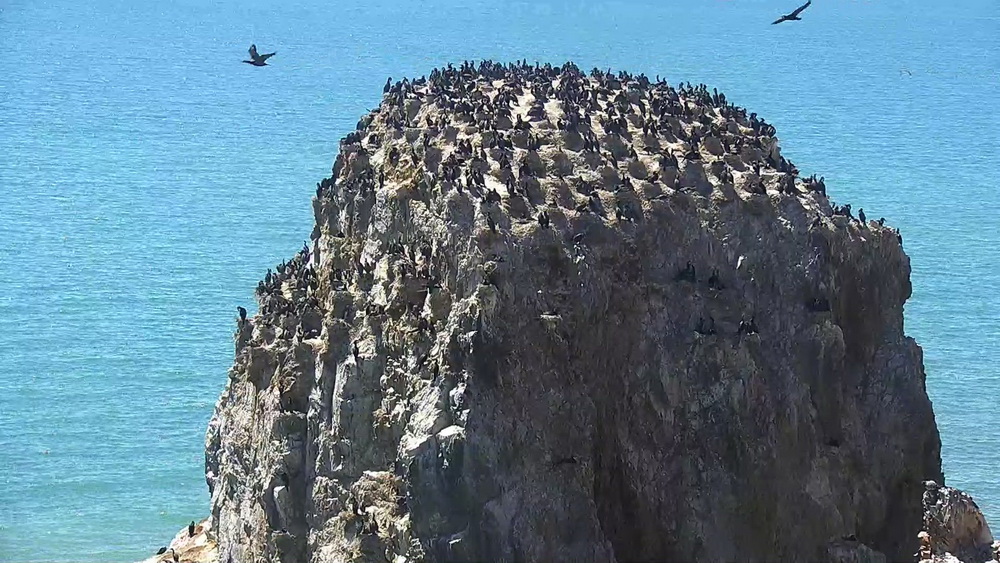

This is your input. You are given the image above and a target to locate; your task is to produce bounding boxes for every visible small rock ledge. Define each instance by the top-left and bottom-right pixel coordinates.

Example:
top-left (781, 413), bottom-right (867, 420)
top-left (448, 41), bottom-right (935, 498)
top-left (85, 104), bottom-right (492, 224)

top-left (136, 518), bottom-right (217, 563)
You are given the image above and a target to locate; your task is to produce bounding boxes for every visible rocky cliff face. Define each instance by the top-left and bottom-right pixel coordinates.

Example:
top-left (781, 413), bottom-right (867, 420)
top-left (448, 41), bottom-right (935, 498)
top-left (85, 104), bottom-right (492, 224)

top-left (203, 61), bottom-right (942, 563)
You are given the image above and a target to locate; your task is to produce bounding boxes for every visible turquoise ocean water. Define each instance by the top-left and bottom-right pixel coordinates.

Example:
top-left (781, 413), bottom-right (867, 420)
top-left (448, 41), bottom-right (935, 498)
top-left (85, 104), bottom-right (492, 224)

top-left (1, 0), bottom-right (997, 560)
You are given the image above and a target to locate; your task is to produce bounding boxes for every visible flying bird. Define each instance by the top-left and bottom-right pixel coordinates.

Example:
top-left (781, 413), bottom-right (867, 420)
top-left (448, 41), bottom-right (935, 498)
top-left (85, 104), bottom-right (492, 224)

top-left (772, 0), bottom-right (811, 24)
top-left (243, 44), bottom-right (276, 66)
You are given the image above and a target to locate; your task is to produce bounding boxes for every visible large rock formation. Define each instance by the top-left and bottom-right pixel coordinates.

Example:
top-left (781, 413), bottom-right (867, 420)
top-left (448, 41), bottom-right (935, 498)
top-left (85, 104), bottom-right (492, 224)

top-left (202, 61), bottom-right (943, 563)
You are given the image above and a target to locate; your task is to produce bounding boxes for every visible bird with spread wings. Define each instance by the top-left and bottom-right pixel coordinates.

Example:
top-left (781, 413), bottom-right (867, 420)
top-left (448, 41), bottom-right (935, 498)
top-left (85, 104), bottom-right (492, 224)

top-left (243, 44), bottom-right (276, 66)
top-left (772, 0), bottom-right (812, 24)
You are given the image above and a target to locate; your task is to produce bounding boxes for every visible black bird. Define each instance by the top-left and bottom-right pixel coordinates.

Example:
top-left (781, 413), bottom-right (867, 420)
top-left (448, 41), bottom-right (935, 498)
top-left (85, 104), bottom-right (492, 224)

top-left (156, 547), bottom-right (167, 555)
top-left (188, 521), bottom-right (195, 537)
top-left (243, 44), bottom-right (276, 66)
top-left (772, 0), bottom-right (811, 24)
top-left (237, 306), bottom-right (247, 322)
top-left (170, 548), bottom-right (179, 563)
top-left (858, 208), bottom-right (866, 225)
top-left (738, 316), bottom-right (758, 335)
top-left (383, 77), bottom-right (392, 93)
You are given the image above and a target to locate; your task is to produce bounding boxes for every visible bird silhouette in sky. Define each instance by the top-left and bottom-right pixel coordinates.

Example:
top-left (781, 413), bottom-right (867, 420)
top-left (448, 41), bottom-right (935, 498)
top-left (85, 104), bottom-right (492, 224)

top-left (772, 0), bottom-right (812, 24)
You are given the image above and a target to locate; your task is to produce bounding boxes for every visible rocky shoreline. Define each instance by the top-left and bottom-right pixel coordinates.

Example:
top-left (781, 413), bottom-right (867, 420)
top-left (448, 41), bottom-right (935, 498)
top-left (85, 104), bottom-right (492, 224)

top-left (137, 482), bottom-right (1000, 563)
top-left (137, 60), bottom-right (990, 562)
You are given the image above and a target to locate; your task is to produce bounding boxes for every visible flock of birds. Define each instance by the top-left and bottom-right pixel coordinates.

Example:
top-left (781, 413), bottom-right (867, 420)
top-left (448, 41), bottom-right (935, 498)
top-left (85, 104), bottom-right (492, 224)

top-left (229, 55), bottom-right (898, 355)
top-left (229, 0), bottom-right (904, 343)
top-left (241, 1), bottom-right (815, 67)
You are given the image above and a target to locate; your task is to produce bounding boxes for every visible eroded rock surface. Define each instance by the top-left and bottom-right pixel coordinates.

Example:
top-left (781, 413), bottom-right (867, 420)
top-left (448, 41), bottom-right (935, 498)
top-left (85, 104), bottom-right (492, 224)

top-left (918, 482), bottom-right (997, 563)
top-left (204, 61), bottom-right (942, 563)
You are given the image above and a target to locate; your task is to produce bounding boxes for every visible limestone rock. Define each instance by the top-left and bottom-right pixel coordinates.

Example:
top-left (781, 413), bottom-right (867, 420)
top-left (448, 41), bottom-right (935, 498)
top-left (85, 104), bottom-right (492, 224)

top-left (203, 61), bottom-right (943, 563)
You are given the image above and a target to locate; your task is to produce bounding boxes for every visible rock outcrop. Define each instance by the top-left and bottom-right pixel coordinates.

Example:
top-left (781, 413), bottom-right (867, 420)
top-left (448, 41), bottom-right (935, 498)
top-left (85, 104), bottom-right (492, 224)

top-left (917, 482), bottom-right (997, 563)
top-left (203, 61), bottom-right (943, 563)
top-left (136, 518), bottom-right (217, 563)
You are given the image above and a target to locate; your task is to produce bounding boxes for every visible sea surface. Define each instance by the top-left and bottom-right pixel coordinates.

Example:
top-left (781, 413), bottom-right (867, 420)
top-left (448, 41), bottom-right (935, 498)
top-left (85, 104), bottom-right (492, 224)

top-left (1, 0), bottom-right (998, 560)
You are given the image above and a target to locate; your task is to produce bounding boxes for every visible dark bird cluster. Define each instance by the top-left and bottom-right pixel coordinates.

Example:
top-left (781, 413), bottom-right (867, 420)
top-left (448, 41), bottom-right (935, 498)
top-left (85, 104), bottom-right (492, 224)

top-left (249, 241), bottom-right (321, 339)
top-left (236, 58), bottom-right (886, 356)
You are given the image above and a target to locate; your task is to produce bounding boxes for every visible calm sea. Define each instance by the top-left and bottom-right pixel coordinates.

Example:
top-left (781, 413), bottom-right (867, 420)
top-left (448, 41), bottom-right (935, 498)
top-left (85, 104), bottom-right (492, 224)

top-left (1, 0), bottom-right (997, 560)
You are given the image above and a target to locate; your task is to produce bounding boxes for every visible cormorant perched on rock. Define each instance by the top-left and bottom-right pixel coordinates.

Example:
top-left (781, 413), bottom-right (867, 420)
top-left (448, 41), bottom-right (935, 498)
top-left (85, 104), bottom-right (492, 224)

top-left (858, 208), bottom-right (866, 225)
top-left (683, 143), bottom-right (701, 161)
top-left (588, 193), bottom-right (602, 214)
top-left (383, 77), bottom-right (392, 93)
top-left (170, 548), bottom-right (179, 562)
top-left (243, 44), bottom-right (276, 66)
top-left (738, 316), bottom-right (758, 335)
top-left (188, 521), bottom-right (195, 537)
top-left (237, 306), bottom-right (247, 322)
top-left (156, 547), bottom-right (167, 555)
top-left (537, 211), bottom-right (550, 228)
top-left (771, 0), bottom-right (811, 24)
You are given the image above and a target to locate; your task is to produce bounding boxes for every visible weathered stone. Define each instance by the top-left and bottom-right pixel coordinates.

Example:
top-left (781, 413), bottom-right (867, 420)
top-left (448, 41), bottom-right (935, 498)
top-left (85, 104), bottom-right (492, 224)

top-left (199, 62), bottom-right (943, 563)
top-left (134, 518), bottom-right (217, 563)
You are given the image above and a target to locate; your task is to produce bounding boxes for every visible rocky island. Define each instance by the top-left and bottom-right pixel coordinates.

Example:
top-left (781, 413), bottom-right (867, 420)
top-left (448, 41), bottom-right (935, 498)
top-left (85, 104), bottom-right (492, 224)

top-left (139, 61), bottom-right (996, 563)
